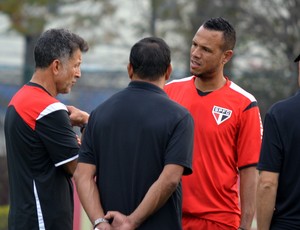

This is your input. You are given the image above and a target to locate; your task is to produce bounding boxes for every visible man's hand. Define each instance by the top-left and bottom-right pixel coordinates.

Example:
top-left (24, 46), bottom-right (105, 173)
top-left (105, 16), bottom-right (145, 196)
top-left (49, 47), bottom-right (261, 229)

top-left (67, 105), bottom-right (89, 127)
top-left (105, 211), bottom-right (137, 230)
top-left (76, 134), bottom-right (81, 145)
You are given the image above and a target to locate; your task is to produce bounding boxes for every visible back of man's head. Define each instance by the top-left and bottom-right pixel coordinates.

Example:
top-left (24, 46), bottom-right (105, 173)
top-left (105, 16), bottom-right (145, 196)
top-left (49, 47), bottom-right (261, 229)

top-left (129, 37), bottom-right (171, 81)
top-left (34, 28), bottom-right (89, 69)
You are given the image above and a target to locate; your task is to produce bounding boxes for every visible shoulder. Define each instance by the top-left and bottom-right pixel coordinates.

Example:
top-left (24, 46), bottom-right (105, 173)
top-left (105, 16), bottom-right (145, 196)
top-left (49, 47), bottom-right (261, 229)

top-left (228, 81), bottom-right (257, 103)
top-left (168, 97), bottom-right (190, 112)
top-left (268, 93), bottom-right (300, 115)
top-left (29, 88), bottom-right (67, 119)
top-left (37, 102), bottom-right (68, 120)
top-left (9, 84), bottom-right (66, 122)
top-left (164, 76), bottom-right (194, 98)
top-left (160, 94), bottom-right (193, 124)
top-left (165, 76), bottom-right (194, 87)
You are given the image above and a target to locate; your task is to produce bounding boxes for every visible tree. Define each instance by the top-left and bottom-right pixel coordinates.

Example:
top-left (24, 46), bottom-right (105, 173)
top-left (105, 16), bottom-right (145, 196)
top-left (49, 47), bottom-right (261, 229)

top-left (240, 0), bottom-right (299, 63)
top-left (0, 0), bottom-right (48, 83)
top-left (229, 0), bottom-right (300, 117)
top-left (0, 0), bottom-right (116, 84)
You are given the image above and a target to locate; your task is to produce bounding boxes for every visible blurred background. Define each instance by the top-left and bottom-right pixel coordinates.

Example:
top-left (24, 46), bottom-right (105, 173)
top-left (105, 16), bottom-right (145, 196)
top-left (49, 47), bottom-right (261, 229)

top-left (0, 0), bottom-right (299, 229)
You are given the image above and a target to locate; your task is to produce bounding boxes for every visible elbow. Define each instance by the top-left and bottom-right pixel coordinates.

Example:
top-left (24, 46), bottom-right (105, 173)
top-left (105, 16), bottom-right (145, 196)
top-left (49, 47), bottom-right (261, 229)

top-left (166, 177), bottom-right (181, 193)
top-left (161, 164), bottom-right (184, 194)
top-left (257, 178), bottom-right (278, 191)
top-left (257, 171), bottom-right (279, 192)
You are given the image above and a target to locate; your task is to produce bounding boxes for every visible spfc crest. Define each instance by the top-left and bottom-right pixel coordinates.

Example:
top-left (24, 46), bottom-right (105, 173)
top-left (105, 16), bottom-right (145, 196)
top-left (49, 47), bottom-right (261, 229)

top-left (212, 106), bottom-right (232, 125)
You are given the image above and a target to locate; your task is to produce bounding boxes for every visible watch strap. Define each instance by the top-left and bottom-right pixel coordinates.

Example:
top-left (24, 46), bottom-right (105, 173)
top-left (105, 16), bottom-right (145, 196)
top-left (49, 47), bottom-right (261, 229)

top-left (94, 217), bottom-right (109, 228)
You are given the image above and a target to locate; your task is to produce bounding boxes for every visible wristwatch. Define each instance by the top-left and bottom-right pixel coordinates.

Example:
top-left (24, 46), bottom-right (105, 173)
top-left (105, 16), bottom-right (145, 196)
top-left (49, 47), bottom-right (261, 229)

top-left (94, 217), bottom-right (109, 229)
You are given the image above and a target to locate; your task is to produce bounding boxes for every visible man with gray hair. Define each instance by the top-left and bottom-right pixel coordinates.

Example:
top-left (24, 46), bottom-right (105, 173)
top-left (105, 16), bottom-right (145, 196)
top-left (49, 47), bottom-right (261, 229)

top-left (5, 28), bottom-right (90, 230)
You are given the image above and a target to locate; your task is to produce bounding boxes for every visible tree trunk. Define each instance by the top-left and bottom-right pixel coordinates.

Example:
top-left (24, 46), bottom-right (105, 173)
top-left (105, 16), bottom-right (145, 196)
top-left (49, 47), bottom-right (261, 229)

top-left (150, 0), bottom-right (157, 36)
top-left (22, 34), bottom-right (39, 85)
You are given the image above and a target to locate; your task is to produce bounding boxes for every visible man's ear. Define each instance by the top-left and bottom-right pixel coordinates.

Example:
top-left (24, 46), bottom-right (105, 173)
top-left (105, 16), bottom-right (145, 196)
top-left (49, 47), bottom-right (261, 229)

top-left (165, 64), bottom-right (172, 81)
top-left (127, 63), bottom-right (133, 79)
top-left (222, 50), bottom-right (234, 64)
top-left (52, 59), bottom-right (61, 75)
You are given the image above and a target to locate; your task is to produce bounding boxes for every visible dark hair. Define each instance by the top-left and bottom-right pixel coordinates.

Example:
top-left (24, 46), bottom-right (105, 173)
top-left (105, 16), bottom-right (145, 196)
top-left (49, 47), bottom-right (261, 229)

top-left (203, 17), bottom-right (236, 51)
top-left (129, 37), bottom-right (171, 81)
top-left (34, 28), bottom-right (89, 68)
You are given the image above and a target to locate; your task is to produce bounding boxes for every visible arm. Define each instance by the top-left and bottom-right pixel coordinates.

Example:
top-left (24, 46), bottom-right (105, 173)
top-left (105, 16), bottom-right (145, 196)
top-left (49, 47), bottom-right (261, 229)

top-left (62, 106), bottom-right (85, 175)
top-left (73, 162), bottom-right (111, 230)
top-left (239, 166), bottom-right (258, 230)
top-left (256, 170), bottom-right (279, 230)
top-left (237, 102), bottom-right (262, 229)
top-left (62, 133), bottom-right (82, 176)
top-left (63, 159), bottom-right (78, 176)
top-left (105, 164), bottom-right (184, 229)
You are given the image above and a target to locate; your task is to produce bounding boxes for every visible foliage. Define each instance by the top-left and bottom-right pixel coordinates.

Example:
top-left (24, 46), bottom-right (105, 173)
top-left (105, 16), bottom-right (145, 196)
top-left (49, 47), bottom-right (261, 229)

top-left (0, 0), bottom-right (51, 35)
top-left (238, 0), bottom-right (300, 62)
top-left (0, 0), bottom-right (117, 83)
top-left (232, 2), bottom-right (300, 116)
top-left (0, 0), bottom-right (117, 36)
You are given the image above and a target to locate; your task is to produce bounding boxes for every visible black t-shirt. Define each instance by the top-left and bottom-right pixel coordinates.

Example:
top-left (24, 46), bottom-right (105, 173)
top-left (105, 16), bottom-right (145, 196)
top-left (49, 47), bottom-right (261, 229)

top-left (79, 81), bottom-right (194, 230)
top-left (5, 82), bottom-right (79, 230)
top-left (258, 90), bottom-right (300, 229)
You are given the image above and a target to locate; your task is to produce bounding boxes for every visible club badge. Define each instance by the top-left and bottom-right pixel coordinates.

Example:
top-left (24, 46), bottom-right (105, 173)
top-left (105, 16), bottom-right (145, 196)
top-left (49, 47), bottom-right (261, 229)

top-left (212, 106), bottom-right (232, 125)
